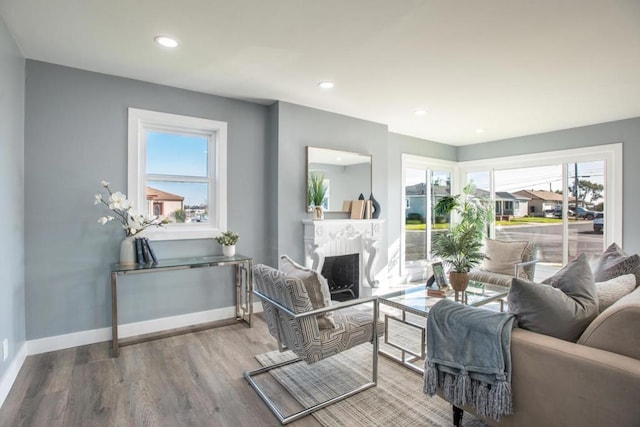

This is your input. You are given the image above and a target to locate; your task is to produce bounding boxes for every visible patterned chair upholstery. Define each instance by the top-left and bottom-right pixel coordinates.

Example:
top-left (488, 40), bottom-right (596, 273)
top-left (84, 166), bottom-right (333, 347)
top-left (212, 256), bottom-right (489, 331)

top-left (468, 240), bottom-right (539, 287)
top-left (244, 263), bottom-right (381, 424)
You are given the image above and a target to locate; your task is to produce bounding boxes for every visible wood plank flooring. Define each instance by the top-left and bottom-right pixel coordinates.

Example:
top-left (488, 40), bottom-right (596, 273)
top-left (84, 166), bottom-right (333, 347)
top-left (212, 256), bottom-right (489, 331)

top-left (0, 317), bottom-right (322, 427)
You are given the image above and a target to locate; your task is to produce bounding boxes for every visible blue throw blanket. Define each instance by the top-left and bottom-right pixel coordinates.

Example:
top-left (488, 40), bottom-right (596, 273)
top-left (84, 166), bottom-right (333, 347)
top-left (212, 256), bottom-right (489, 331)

top-left (423, 299), bottom-right (516, 421)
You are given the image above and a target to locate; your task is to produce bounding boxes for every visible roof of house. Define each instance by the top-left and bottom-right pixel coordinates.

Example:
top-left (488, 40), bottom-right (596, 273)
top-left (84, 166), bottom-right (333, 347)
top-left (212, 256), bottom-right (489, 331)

top-left (146, 187), bottom-right (184, 202)
top-left (514, 189), bottom-right (563, 202)
top-left (475, 188), bottom-right (530, 201)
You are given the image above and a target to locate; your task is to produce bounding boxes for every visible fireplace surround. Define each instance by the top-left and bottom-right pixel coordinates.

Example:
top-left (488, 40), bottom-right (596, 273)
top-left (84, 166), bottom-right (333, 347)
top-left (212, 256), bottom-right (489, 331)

top-left (302, 219), bottom-right (384, 298)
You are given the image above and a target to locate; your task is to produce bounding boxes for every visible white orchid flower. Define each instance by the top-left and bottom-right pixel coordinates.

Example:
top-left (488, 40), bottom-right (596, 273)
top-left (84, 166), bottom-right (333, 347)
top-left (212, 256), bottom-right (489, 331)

top-left (97, 217), bottom-right (109, 225)
top-left (94, 194), bottom-right (103, 205)
top-left (101, 180), bottom-right (110, 187)
top-left (109, 192), bottom-right (131, 210)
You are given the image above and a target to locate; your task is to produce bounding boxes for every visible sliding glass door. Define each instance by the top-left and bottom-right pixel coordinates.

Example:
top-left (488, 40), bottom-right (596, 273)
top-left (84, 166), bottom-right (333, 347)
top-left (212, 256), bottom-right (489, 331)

top-left (402, 156), bottom-right (455, 281)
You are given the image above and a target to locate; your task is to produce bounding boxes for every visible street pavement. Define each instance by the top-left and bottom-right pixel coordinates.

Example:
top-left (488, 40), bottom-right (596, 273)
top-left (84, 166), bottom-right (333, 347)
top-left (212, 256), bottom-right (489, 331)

top-left (406, 221), bottom-right (602, 264)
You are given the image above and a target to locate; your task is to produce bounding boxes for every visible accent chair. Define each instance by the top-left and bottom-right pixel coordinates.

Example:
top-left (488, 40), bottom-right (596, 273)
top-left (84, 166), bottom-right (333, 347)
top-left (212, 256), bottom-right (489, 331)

top-left (244, 263), bottom-right (381, 425)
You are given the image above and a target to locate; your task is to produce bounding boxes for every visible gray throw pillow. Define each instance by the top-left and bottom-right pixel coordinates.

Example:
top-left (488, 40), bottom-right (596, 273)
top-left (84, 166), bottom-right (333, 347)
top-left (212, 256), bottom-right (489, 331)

top-left (508, 253), bottom-right (598, 342)
top-left (279, 255), bottom-right (336, 329)
top-left (591, 243), bottom-right (640, 285)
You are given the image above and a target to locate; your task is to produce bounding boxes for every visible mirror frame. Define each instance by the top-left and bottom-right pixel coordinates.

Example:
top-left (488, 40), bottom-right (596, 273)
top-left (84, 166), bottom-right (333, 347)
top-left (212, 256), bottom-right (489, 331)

top-left (306, 146), bottom-right (372, 212)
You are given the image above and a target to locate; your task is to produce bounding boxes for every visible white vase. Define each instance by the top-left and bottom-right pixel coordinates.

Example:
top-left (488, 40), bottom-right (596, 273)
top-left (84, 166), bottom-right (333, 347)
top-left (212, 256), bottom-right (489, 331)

top-left (222, 245), bottom-right (236, 257)
top-left (120, 236), bottom-right (136, 265)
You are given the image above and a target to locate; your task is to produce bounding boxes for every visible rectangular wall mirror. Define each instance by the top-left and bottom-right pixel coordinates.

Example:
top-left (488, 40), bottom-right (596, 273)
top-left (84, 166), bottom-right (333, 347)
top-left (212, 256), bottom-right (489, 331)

top-left (307, 146), bottom-right (372, 212)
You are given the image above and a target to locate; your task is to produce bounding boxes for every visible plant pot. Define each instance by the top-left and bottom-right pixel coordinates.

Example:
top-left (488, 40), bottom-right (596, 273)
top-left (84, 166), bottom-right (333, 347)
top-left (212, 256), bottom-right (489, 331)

top-left (222, 244), bottom-right (236, 257)
top-left (120, 236), bottom-right (136, 265)
top-left (448, 271), bottom-right (469, 292)
top-left (313, 206), bottom-right (324, 220)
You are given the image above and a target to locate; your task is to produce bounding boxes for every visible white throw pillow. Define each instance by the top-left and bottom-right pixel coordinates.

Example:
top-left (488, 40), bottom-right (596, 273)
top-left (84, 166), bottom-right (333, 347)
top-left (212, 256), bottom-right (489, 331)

top-left (481, 239), bottom-right (528, 276)
top-left (596, 274), bottom-right (636, 313)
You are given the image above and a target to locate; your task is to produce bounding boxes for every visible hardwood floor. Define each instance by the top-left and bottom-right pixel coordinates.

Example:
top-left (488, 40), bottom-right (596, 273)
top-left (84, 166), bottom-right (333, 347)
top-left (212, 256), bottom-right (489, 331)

top-left (0, 317), bottom-right (322, 427)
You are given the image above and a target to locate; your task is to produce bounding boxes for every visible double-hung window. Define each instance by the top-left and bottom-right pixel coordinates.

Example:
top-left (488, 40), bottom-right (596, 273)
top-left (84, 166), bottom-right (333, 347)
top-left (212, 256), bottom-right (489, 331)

top-left (127, 108), bottom-right (227, 240)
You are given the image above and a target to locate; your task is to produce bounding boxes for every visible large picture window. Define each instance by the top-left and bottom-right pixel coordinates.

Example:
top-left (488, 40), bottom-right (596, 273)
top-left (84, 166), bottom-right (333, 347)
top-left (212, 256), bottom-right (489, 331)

top-left (401, 144), bottom-right (622, 281)
top-left (128, 108), bottom-right (227, 240)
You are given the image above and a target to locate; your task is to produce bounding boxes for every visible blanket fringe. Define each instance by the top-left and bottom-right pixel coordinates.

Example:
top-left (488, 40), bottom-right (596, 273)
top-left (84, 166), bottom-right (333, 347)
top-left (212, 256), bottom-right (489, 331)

top-left (453, 370), bottom-right (472, 406)
top-left (423, 366), bottom-right (513, 421)
top-left (423, 362), bottom-right (438, 396)
top-left (474, 380), bottom-right (490, 419)
top-left (489, 376), bottom-right (512, 420)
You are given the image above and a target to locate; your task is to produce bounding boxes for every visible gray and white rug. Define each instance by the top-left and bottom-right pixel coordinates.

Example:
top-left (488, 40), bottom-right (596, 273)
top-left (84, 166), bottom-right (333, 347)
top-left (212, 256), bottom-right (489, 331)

top-left (256, 344), bottom-right (488, 426)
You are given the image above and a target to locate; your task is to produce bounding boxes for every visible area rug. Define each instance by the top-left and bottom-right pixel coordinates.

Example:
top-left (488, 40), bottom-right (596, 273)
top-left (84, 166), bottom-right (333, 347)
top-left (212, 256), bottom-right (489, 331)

top-left (256, 344), bottom-right (488, 426)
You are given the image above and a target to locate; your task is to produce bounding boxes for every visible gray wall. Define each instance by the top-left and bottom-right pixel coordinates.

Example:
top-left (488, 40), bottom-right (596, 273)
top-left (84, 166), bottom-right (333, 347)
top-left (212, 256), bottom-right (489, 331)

top-left (0, 18), bottom-right (25, 378)
top-left (274, 102), bottom-right (390, 280)
top-left (24, 61), bottom-right (270, 339)
top-left (458, 118), bottom-right (640, 253)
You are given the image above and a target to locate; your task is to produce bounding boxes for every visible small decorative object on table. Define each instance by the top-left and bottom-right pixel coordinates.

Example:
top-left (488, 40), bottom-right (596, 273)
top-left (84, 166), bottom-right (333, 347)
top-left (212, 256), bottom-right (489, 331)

top-left (95, 181), bottom-right (169, 265)
top-left (427, 262), bottom-right (453, 297)
top-left (216, 230), bottom-right (239, 257)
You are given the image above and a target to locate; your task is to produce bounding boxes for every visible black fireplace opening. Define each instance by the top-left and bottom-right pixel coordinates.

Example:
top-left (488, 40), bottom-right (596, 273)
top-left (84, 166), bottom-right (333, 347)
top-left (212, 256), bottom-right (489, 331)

top-left (321, 254), bottom-right (359, 301)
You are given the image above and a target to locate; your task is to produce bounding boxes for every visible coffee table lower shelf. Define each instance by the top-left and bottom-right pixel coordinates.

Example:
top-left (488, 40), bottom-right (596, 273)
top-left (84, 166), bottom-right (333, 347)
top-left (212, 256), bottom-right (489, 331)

top-left (379, 311), bottom-right (427, 374)
top-left (377, 283), bottom-right (509, 374)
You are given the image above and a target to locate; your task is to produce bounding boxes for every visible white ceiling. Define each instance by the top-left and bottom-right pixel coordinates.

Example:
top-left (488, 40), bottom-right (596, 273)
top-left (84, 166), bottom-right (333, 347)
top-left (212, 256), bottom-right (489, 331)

top-left (2, 0), bottom-right (639, 145)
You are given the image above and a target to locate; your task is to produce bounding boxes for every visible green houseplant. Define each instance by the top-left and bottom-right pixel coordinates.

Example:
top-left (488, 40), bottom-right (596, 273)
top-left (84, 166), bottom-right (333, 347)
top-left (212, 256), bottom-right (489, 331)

top-left (308, 173), bottom-right (327, 220)
top-left (216, 230), bottom-right (239, 257)
top-left (431, 183), bottom-right (493, 291)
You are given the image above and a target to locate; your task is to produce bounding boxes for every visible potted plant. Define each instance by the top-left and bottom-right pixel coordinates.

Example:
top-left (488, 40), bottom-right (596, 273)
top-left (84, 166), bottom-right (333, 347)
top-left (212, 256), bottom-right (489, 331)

top-left (216, 230), bottom-right (240, 257)
top-left (431, 183), bottom-right (493, 292)
top-left (308, 172), bottom-right (327, 220)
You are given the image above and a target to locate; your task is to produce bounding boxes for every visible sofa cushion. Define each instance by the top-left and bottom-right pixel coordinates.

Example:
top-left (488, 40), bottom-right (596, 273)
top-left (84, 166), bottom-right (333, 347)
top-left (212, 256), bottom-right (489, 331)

top-left (596, 274), bottom-right (636, 313)
top-left (578, 286), bottom-right (640, 360)
top-left (480, 239), bottom-right (530, 278)
top-left (280, 255), bottom-right (336, 329)
top-left (467, 270), bottom-right (514, 288)
top-left (591, 242), bottom-right (640, 285)
top-left (508, 253), bottom-right (598, 342)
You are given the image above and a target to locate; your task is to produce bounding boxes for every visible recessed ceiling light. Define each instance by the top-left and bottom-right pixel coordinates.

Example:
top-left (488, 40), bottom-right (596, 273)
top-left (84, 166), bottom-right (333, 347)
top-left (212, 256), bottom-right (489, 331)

top-left (476, 128), bottom-right (485, 134)
top-left (414, 109), bottom-right (427, 116)
top-left (154, 35), bottom-right (178, 48)
top-left (318, 81), bottom-right (334, 89)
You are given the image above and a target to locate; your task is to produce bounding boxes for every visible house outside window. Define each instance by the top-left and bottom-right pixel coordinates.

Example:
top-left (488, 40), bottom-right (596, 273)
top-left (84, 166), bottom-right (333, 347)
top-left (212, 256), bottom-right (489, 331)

top-left (128, 108), bottom-right (227, 240)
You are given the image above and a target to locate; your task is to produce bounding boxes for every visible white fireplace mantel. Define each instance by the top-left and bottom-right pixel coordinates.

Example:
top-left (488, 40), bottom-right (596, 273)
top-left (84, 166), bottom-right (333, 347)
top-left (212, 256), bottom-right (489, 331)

top-left (302, 219), bottom-right (384, 289)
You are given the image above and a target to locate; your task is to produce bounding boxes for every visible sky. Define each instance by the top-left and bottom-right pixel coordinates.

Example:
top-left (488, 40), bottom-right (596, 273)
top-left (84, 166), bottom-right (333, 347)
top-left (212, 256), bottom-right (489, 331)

top-left (407, 160), bottom-right (605, 201)
top-left (146, 131), bottom-right (209, 207)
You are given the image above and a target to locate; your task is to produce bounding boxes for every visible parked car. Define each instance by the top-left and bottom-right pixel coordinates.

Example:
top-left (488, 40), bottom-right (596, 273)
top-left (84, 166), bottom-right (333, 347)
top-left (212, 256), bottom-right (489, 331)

top-left (574, 206), bottom-right (597, 220)
top-left (550, 207), bottom-right (575, 218)
top-left (593, 213), bottom-right (604, 233)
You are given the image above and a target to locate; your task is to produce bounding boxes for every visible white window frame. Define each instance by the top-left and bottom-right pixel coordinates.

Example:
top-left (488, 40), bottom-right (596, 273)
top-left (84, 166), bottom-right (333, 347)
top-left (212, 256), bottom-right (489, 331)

top-left (459, 143), bottom-right (622, 263)
top-left (127, 108), bottom-right (227, 240)
top-left (401, 154), bottom-right (458, 278)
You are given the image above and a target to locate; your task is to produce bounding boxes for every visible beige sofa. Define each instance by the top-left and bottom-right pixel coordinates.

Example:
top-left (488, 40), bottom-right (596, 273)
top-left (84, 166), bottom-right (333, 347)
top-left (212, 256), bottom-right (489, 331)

top-left (453, 286), bottom-right (640, 426)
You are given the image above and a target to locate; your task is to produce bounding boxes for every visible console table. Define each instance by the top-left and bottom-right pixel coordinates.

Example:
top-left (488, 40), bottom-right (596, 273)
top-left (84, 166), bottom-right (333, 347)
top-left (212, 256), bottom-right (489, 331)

top-left (111, 254), bottom-right (253, 357)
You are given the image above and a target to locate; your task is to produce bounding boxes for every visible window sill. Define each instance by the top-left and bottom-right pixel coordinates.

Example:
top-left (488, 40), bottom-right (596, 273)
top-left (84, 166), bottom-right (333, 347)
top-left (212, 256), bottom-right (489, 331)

top-left (141, 225), bottom-right (220, 241)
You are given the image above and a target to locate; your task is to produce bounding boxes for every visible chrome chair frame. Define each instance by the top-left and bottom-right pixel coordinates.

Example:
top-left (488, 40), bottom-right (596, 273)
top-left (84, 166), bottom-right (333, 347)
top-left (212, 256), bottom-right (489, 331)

top-left (244, 291), bottom-right (379, 425)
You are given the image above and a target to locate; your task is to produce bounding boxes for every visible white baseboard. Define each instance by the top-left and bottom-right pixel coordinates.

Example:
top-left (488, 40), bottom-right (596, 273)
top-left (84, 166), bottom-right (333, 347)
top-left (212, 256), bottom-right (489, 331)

top-left (27, 301), bottom-right (263, 356)
top-left (0, 342), bottom-right (27, 409)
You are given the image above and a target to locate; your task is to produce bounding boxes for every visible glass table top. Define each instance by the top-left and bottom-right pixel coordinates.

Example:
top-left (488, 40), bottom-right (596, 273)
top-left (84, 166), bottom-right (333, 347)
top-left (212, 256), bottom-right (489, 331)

top-left (112, 254), bottom-right (252, 273)
top-left (378, 281), bottom-right (509, 316)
